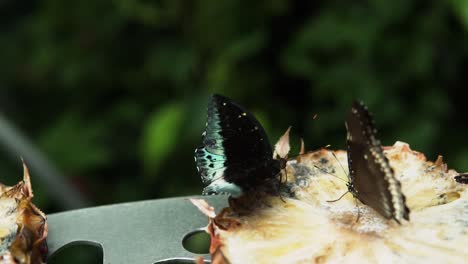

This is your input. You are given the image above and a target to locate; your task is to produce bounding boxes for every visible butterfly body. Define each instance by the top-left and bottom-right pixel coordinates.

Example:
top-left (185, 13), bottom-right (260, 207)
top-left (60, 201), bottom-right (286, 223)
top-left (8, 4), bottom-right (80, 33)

top-left (346, 101), bottom-right (410, 223)
top-left (195, 94), bottom-right (281, 197)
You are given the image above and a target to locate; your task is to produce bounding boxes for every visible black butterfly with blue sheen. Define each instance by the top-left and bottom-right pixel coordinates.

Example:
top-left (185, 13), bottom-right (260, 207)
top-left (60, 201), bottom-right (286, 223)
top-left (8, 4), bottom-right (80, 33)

top-left (345, 101), bottom-right (410, 223)
top-left (194, 94), bottom-right (282, 197)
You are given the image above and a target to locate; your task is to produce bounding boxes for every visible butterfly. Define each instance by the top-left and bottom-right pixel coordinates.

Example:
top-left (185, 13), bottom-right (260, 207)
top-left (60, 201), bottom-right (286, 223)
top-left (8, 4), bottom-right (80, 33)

top-left (455, 174), bottom-right (468, 184)
top-left (345, 101), bottom-right (410, 223)
top-left (194, 94), bottom-right (282, 197)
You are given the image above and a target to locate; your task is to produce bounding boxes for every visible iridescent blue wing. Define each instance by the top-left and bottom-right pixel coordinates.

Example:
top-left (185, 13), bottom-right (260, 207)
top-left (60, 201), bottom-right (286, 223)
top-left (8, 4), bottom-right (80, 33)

top-left (195, 94), bottom-right (280, 196)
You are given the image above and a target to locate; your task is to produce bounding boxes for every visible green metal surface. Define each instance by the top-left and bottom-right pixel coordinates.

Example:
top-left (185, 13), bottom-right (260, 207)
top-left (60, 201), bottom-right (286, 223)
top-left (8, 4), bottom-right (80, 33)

top-left (47, 195), bottom-right (228, 263)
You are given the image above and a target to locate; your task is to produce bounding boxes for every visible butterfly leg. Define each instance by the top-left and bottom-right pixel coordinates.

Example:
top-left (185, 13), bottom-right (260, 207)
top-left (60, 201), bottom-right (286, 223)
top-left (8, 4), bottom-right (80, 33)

top-left (214, 207), bottom-right (241, 230)
top-left (277, 168), bottom-right (287, 202)
top-left (354, 198), bottom-right (361, 224)
top-left (326, 191), bottom-right (349, 203)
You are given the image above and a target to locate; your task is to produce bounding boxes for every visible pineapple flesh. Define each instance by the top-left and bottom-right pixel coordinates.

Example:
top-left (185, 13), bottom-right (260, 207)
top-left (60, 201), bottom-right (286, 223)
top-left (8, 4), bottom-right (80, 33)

top-left (195, 142), bottom-right (468, 263)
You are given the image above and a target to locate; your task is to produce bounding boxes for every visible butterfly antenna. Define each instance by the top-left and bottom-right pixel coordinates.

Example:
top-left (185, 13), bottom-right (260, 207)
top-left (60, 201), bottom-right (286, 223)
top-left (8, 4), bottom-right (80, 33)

top-left (312, 145), bottom-right (348, 183)
top-left (313, 165), bottom-right (348, 184)
top-left (313, 151), bottom-right (352, 203)
top-left (330, 151), bottom-right (349, 180)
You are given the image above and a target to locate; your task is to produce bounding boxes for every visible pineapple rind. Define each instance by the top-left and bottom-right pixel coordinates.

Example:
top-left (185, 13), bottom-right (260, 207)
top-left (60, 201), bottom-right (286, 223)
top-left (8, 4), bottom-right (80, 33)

top-left (0, 163), bottom-right (47, 264)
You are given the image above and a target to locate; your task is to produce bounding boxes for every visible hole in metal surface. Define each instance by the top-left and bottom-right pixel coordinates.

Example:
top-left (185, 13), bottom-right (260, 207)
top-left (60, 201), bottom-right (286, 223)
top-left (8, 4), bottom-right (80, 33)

top-left (48, 242), bottom-right (103, 264)
top-left (182, 229), bottom-right (210, 254)
top-left (154, 258), bottom-right (209, 264)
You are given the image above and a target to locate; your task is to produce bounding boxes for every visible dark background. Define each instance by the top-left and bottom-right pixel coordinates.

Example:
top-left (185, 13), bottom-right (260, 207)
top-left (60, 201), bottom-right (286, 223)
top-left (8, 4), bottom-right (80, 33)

top-left (1, 0), bottom-right (468, 261)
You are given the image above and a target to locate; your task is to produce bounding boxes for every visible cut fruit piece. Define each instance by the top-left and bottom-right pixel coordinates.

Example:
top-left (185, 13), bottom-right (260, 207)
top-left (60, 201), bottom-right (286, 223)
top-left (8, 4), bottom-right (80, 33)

top-left (0, 162), bottom-right (48, 264)
top-left (194, 142), bottom-right (467, 264)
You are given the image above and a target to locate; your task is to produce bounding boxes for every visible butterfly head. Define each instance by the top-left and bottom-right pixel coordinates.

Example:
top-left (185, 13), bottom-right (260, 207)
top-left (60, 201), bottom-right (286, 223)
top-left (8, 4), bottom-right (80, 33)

top-left (346, 182), bottom-right (357, 196)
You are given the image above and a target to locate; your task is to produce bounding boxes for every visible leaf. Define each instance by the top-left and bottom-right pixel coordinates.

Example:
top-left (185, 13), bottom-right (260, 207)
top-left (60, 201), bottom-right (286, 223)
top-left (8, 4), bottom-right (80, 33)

top-left (140, 102), bottom-right (185, 177)
top-left (38, 113), bottom-right (110, 172)
top-left (451, 0), bottom-right (468, 29)
top-left (146, 42), bottom-right (195, 84)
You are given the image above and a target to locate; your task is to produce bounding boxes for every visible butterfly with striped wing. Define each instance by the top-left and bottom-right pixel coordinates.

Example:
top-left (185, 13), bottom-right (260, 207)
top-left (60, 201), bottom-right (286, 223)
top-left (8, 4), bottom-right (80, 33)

top-left (345, 101), bottom-right (410, 224)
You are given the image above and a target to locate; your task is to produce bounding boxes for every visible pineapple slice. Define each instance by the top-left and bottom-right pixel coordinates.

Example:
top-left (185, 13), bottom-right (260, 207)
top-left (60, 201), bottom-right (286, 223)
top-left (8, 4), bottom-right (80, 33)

top-left (0, 162), bottom-right (48, 264)
top-left (195, 142), bottom-right (467, 263)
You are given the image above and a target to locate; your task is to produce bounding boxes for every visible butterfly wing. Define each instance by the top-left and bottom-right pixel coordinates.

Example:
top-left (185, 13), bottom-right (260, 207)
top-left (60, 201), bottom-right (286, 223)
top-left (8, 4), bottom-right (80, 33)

top-left (346, 101), bottom-right (410, 223)
top-left (195, 94), bottom-right (280, 196)
top-left (455, 174), bottom-right (468, 184)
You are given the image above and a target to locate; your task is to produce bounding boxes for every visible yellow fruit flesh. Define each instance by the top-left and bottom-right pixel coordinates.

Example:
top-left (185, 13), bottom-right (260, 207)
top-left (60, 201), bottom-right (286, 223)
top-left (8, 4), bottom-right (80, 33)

top-left (203, 142), bottom-right (467, 264)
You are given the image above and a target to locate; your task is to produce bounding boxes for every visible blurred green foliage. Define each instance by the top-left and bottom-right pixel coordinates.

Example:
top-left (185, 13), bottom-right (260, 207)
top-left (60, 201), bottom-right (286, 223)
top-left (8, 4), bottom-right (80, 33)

top-left (1, 0), bottom-right (468, 215)
top-left (141, 101), bottom-right (185, 177)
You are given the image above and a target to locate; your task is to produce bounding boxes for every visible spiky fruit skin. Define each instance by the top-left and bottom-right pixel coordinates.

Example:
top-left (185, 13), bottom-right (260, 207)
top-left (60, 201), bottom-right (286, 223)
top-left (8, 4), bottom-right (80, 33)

top-left (200, 142), bottom-right (467, 264)
top-left (0, 163), bottom-right (47, 264)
